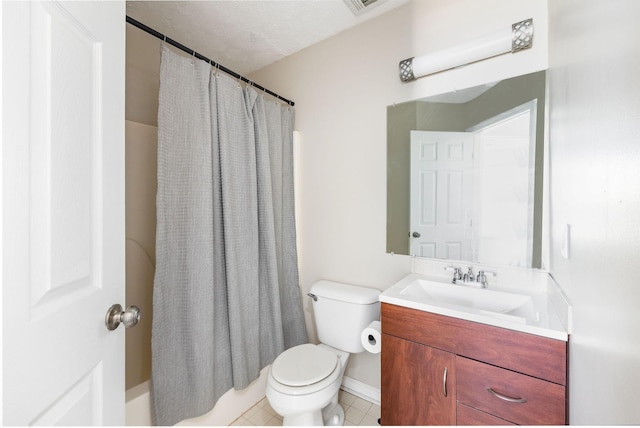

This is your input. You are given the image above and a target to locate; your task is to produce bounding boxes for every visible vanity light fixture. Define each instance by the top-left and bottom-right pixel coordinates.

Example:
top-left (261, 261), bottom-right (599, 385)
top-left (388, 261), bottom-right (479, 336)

top-left (399, 18), bottom-right (534, 82)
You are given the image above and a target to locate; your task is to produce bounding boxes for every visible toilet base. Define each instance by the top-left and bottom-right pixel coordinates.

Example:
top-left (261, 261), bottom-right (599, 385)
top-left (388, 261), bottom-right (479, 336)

top-left (282, 410), bottom-right (324, 426)
top-left (322, 402), bottom-right (344, 426)
top-left (281, 403), bottom-right (344, 426)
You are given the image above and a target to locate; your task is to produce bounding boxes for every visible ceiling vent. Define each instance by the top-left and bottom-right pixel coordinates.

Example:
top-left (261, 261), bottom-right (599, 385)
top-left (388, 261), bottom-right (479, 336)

top-left (343, 0), bottom-right (381, 15)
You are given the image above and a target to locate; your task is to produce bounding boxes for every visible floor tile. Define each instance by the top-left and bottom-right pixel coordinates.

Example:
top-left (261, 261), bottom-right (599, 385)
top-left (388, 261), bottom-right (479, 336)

top-left (345, 406), bottom-right (366, 425)
top-left (350, 397), bottom-right (372, 413)
top-left (339, 390), bottom-right (357, 406)
top-left (367, 404), bottom-right (381, 418)
top-left (247, 407), bottom-right (275, 425)
top-left (360, 413), bottom-right (380, 427)
top-left (230, 389), bottom-right (379, 426)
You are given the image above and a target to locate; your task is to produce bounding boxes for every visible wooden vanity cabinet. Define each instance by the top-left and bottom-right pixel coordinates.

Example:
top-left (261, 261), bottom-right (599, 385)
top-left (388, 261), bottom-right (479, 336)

top-left (381, 303), bottom-right (568, 426)
top-left (381, 334), bottom-right (456, 425)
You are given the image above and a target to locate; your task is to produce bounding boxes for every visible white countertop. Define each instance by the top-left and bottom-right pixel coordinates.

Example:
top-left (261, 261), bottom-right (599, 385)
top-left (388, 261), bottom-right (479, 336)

top-left (379, 273), bottom-right (569, 341)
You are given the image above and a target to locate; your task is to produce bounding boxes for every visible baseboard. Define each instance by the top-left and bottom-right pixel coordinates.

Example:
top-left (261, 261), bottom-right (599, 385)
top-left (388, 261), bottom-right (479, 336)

top-left (341, 376), bottom-right (381, 406)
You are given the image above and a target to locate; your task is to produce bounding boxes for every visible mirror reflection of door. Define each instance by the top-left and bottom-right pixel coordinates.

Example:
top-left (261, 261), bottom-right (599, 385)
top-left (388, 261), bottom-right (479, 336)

top-left (409, 100), bottom-right (536, 265)
top-left (469, 100), bottom-right (536, 267)
top-left (409, 131), bottom-right (474, 258)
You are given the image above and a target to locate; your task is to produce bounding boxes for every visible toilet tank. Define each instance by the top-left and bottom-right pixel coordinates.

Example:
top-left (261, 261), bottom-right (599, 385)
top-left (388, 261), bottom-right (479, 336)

top-left (309, 280), bottom-right (380, 353)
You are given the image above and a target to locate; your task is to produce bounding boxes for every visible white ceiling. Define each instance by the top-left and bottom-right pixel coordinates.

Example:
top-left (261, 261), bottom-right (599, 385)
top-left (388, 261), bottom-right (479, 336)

top-left (126, 0), bottom-right (409, 76)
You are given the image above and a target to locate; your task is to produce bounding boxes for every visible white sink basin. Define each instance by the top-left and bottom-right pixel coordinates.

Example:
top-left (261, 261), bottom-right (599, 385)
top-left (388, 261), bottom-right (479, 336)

top-left (380, 273), bottom-right (569, 341)
top-left (399, 278), bottom-right (535, 321)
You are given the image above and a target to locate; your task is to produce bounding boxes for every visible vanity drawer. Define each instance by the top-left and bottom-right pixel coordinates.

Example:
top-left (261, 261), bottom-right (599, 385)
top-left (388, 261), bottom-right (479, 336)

top-left (456, 357), bottom-right (565, 425)
top-left (457, 403), bottom-right (515, 425)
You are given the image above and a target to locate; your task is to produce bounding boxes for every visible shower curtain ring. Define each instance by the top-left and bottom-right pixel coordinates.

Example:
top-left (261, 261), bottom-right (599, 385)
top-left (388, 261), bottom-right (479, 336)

top-left (160, 35), bottom-right (167, 53)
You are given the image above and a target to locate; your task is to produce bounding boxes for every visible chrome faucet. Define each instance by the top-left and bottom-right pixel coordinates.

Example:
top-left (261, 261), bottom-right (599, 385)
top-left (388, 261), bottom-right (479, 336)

top-left (444, 266), bottom-right (496, 288)
top-left (463, 267), bottom-right (475, 283)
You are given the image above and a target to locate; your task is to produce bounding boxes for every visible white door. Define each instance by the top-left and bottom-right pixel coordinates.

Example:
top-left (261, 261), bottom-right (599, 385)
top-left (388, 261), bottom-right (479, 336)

top-left (471, 106), bottom-right (536, 267)
top-left (410, 131), bottom-right (474, 259)
top-left (2, 1), bottom-right (126, 425)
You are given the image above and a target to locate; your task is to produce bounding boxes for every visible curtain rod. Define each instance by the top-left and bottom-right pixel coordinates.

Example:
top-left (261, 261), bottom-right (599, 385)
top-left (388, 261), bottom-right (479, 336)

top-left (126, 16), bottom-right (295, 107)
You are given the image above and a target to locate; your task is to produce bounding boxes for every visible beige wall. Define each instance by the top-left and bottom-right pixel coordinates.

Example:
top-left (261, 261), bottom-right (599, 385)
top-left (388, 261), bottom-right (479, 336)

top-left (125, 121), bottom-right (157, 390)
top-left (126, 25), bottom-right (160, 127)
top-left (386, 101), bottom-right (416, 255)
top-left (125, 22), bottom-right (161, 389)
top-left (250, 0), bottom-right (548, 387)
top-left (548, 0), bottom-right (640, 423)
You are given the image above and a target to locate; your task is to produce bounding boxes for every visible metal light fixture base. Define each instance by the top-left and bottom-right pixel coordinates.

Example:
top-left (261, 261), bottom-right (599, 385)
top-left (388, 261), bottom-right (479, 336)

top-left (512, 18), bottom-right (534, 52)
top-left (399, 57), bottom-right (415, 82)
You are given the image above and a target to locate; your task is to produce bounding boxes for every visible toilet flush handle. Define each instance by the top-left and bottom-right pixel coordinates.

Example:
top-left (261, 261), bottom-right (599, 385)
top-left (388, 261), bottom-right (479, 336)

top-left (307, 293), bottom-right (318, 302)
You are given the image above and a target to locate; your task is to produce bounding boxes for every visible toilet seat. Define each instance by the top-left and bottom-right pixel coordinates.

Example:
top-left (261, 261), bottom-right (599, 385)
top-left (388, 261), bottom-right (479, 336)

top-left (271, 344), bottom-right (338, 387)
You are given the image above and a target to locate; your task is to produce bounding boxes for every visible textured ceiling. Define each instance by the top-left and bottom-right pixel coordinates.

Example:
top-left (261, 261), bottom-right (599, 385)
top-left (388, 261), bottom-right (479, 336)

top-left (126, 0), bottom-right (409, 76)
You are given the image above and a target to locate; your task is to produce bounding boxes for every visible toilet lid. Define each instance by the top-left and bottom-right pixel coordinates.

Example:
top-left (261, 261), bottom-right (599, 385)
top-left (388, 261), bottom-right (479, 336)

top-left (271, 344), bottom-right (338, 387)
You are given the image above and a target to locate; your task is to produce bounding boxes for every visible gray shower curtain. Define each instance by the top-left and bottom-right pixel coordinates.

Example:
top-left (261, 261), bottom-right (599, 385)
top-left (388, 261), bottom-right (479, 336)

top-left (151, 47), bottom-right (308, 426)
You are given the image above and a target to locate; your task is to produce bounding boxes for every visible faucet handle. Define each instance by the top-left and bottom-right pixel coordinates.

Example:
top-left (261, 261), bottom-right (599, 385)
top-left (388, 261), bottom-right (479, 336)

top-left (444, 266), bottom-right (462, 283)
top-left (478, 270), bottom-right (496, 277)
top-left (477, 270), bottom-right (496, 286)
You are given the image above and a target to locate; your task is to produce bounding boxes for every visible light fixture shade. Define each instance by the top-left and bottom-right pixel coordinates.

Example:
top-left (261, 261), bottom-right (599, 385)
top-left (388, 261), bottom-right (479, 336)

top-left (399, 18), bottom-right (534, 82)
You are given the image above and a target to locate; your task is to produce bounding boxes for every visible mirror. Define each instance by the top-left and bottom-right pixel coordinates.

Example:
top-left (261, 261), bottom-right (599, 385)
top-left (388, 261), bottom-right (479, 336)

top-left (387, 71), bottom-right (546, 268)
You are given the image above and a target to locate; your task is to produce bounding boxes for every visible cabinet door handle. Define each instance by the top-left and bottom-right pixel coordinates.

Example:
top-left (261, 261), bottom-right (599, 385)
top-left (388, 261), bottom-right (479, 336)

top-left (443, 367), bottom-right (448, 397)
top-left (486, 387), bottom-right (527, 403)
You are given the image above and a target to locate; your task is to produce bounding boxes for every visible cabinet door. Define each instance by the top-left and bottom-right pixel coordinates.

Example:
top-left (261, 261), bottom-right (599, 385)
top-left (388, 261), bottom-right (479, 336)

top-left (381, 334), bottom-right (456, 425)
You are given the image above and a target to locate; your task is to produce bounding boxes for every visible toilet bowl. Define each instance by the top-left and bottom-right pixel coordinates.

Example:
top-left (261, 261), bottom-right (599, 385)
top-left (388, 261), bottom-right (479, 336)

top-left (266, 343), bottom-right (348, 426)
top-left (265, 280), bottom-right (381, 426)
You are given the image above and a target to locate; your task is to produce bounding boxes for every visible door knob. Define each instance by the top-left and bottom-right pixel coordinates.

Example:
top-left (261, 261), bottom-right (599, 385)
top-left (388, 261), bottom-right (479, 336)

top-left (105, 304), bottom-right (141, 331)
top-left (412, 231), bottom-right (421, 238)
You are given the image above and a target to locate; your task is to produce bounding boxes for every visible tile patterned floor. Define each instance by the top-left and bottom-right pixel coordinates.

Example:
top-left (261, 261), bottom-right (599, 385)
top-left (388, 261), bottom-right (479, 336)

top-left (230, 390), bottom-right (380, 426)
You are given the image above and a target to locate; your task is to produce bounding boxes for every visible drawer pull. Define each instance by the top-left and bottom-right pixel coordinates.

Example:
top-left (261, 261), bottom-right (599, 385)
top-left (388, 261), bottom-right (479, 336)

top-left (443, 367), bottom-right (448, 397)
top-left (486, 387), bottom-right (528, 403)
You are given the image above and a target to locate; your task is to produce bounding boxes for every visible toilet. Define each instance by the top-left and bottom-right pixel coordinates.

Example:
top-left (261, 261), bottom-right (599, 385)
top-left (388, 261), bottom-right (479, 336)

top-left (266, 280), bottom-right (380, 426)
